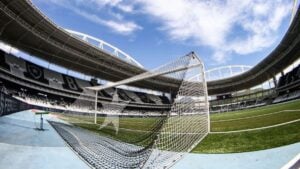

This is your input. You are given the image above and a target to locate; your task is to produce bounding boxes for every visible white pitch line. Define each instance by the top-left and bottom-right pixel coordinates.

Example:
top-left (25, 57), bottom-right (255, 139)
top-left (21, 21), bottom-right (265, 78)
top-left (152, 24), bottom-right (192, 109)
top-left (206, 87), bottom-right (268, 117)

top-left (67, 120), bottom-right (206, 135)
top-left (61, 109), bottom-right (300, 135)
top-left (211, 119), bottom-right (300, 134)
top-left (211, 109), bottom-right (300, 123)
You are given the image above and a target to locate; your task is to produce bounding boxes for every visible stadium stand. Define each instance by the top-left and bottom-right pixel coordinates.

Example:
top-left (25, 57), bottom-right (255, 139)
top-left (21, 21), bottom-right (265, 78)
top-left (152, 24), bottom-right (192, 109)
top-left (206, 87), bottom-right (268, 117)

top-left (210, 64), bottom-right (300, 113)
top-left (0, 49), bottom-right (171, 116)
top-left (277, 64), bottom-right (300, 90)
top-left (5, 48), bottom-right (300, 115)
top-left (3, 48), bottom-right (300, 115)
top-left (123, 90), bottom-right (143, 103)
top-left (0, 50), bottom-right (170, 102)
top-left (274, 64), bottom-right (300, 103)
top-left (273, 90), bottom-right (300, 103)
top-left (210, 89), bottom-right (275, 113)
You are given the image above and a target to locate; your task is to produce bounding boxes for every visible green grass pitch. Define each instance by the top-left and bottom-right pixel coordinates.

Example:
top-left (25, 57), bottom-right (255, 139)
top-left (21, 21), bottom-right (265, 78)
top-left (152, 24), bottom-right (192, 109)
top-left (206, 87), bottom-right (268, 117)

top-left (55, 99), bottom-right (300, 153)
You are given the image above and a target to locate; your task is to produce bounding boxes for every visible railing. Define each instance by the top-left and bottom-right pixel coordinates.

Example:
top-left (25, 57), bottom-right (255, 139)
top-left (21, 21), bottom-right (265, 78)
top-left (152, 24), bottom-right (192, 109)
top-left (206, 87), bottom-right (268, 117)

top-left (65, 29), bottom-right (144, 68)
top-left (205, 65), bottom-right (252, 81)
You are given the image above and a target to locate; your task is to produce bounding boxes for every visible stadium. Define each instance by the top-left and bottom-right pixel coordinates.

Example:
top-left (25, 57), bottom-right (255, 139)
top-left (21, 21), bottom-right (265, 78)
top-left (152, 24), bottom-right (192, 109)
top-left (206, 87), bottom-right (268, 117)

top-left (0, 0), bottom-right (299, 169)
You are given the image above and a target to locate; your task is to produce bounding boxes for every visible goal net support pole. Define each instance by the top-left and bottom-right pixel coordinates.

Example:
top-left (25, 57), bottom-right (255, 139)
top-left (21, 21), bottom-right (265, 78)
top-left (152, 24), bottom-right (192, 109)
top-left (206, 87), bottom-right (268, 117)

top-left (94, 90), bottom-right (98, 124)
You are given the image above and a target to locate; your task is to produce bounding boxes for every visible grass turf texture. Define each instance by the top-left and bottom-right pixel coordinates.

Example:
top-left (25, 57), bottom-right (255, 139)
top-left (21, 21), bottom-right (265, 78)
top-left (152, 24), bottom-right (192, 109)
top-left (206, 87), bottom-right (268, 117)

top-left (193, 121), bottom-right (300, 153)
top-left (211, 99), bottom-right (300, 121)
top-left (55, 99), bottom-right (300, 153)
top-left (211, 100), bottom-right (300, 131)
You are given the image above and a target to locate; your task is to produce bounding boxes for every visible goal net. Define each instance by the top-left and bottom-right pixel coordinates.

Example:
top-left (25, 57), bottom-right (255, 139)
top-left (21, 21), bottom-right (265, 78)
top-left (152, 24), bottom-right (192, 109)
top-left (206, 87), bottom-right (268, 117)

top-left (49, 52), bottom-right (209, 169)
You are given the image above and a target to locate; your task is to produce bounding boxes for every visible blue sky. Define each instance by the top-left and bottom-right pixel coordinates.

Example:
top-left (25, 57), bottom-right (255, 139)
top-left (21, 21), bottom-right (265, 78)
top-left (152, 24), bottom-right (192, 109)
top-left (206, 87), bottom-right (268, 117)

top-left (29, 0), bottom-right (296, 70)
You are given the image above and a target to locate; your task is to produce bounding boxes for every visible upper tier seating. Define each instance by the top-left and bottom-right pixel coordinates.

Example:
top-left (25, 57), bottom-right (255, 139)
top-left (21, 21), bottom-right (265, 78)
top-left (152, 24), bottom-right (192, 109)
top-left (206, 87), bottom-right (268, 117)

top-left (123, 90), bottom-right (143, 103)
top-left (134, 92), bottom-right (155, 104)
top-left (277, 64), bottom-right (300, 88)
top-left (275, 64), bottom-right (300, 103)
top-left (147, 94), bottom-right (163, 104)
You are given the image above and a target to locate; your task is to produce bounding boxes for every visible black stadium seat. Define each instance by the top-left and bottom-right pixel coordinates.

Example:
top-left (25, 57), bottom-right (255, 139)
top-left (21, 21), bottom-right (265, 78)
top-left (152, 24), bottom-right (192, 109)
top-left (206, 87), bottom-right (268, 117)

top-left (0, 50), bottom-right (10, 71)
top-left (117, 89), bottom-right (134, 102)
top-left (277, 64), bottom-right (300, 89)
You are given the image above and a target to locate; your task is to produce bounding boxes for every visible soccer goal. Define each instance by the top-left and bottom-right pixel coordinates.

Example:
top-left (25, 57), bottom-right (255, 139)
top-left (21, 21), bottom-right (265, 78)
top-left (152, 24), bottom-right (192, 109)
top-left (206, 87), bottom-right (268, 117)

top-left (50, 52), bottom-right (209, 169)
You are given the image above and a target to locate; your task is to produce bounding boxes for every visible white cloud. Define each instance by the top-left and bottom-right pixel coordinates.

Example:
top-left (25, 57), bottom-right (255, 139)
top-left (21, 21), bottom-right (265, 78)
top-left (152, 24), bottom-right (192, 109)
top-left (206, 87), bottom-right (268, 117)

top-left (83, 0), bottom-right (135, 13)
top-left (45, 0), bottom-right (141, 35)
top-left (39, 0), bottom-right (291, 64)
top-left (117, 4), bottom-right (134, 13)
top-left (134, 0), bottom-right (291, 64)
top-left (74, 9), bottom-right (142, 35)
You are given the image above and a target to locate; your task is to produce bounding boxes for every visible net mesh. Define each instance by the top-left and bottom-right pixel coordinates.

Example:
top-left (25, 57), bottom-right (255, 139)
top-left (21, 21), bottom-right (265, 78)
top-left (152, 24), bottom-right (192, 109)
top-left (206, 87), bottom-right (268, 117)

top-left (49, 52), bottom-right (209, 169)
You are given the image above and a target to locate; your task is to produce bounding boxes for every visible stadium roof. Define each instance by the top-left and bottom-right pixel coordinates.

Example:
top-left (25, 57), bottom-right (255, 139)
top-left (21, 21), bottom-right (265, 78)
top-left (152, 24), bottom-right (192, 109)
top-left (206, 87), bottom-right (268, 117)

top-left (0, 0), bottom-right (299, 95)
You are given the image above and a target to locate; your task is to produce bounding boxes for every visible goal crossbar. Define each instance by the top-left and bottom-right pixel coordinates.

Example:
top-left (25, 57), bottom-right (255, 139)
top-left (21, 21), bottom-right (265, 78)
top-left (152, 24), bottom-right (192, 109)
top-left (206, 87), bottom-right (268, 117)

top-left (86, 52), bottom-right (202, 91)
